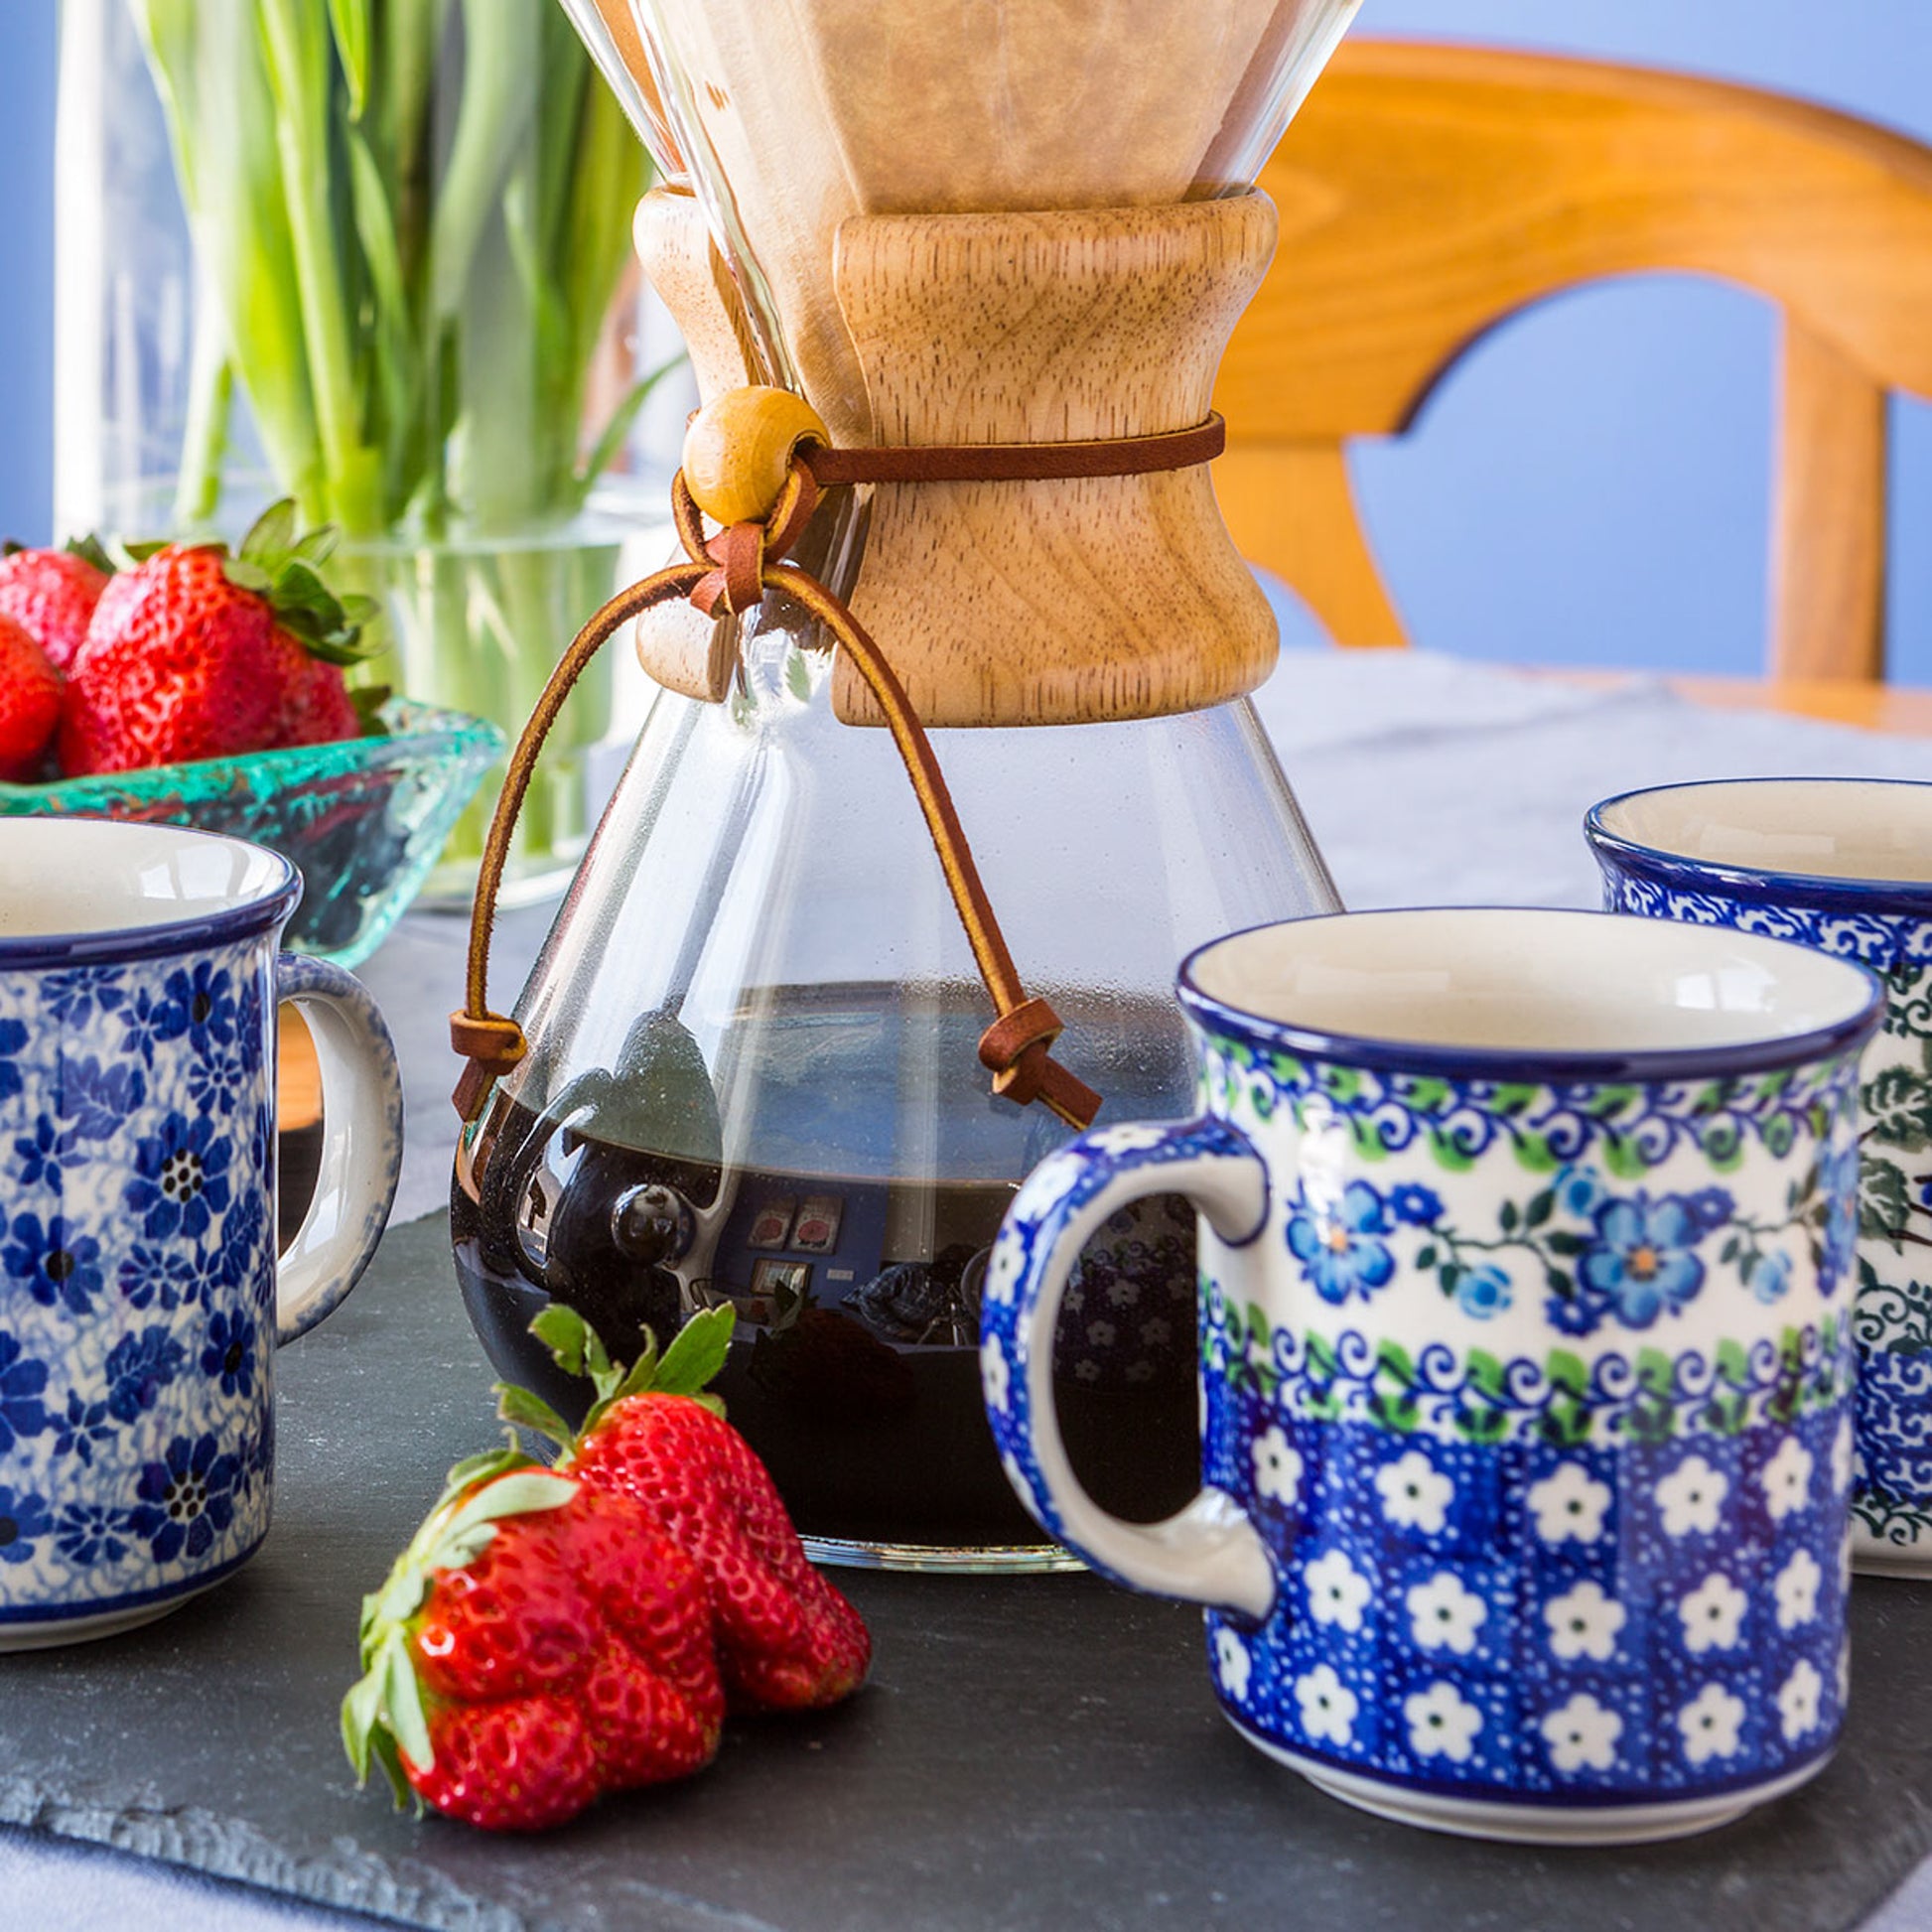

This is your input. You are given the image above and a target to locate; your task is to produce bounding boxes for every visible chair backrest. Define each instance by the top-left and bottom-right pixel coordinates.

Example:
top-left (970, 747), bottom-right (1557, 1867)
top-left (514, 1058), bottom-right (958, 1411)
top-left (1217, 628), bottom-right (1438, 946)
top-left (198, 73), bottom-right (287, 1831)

top-left (1215, 40), bottom-right (1932, 679)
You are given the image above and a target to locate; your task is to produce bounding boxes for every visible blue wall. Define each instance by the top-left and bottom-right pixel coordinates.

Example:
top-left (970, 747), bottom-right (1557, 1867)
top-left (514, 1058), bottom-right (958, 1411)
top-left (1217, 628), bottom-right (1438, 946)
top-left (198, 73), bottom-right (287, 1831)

top-left (0, 0), bottom-right (1926, 677)
top-left (0, 3), bottom-right (57, 549)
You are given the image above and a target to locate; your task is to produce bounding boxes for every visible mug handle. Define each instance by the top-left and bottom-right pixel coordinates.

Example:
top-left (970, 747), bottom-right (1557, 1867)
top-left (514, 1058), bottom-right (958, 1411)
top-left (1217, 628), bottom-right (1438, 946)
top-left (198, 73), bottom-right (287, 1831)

top-left (981, 1117), bottom-right (1278, 1620)
top-left (273, 955), bottom-right (404, 1344)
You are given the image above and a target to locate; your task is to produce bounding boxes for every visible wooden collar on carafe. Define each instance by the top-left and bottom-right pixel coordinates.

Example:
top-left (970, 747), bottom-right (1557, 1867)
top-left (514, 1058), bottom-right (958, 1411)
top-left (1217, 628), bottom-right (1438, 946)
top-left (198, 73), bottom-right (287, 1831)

top-left (451, 387), bottom-right (1231, 1133)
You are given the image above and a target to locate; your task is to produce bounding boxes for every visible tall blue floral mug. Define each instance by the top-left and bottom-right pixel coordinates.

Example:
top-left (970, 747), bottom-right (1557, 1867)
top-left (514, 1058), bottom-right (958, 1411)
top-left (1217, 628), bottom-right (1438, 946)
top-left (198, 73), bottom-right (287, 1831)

top-left (982, 908), bottom-right (1880, 1843)
top-left (1590, 777), bottom-right (1932, 1577)
top-left (0, 819), bottom-right (403, 1646)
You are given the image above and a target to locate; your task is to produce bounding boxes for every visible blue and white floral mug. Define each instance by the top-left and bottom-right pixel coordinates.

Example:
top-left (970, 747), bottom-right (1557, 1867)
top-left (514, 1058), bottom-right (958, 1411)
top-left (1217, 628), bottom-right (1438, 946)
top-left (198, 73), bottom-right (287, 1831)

top-left (982, 908), bottom-right (1881, 1843)
top-left (0, 819), bottom-right (403, 1646)
top-left (1590, 777), bottom-right (1932, 1577)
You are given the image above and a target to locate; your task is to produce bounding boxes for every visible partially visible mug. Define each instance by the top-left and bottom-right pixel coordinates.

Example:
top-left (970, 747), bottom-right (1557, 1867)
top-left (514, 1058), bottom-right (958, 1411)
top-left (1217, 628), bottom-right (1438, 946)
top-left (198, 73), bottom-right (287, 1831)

top-left (0, 819), bottom-right (403, 1645)
top-left (983, 908), bottom-right (1879, 1842)
top-left (1589, 777), bottom-right (1932, 1576)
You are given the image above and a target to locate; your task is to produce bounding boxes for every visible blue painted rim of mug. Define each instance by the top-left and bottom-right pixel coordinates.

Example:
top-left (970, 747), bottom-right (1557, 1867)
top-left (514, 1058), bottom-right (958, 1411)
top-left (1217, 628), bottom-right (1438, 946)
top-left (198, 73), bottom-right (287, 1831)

top-left (1587, 776), bottom-right (1932, 919)
top-left (1174, 906), bottom-right (1885, 1085)
top-left (0, 821), bottom-right (303, 970)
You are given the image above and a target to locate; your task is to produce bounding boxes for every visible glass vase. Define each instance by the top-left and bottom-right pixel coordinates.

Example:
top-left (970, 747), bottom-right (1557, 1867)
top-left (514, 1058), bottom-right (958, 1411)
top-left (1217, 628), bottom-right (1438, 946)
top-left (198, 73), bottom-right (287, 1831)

top-left (54, 0), bottom-right (660, 898)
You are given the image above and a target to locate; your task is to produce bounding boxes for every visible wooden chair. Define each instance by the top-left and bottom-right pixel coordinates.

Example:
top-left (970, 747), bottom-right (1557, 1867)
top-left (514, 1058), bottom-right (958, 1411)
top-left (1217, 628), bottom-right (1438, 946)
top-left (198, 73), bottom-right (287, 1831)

top-left (1214, 40), bottom-right (1932, 681)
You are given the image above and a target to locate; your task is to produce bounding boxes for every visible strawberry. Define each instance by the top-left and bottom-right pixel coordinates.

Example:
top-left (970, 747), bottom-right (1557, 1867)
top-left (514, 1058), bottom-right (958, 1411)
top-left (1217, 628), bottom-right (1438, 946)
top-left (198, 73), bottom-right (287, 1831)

top-left (343, 1452), bottom-right (726, 1832)
top-left (265, 633), bottom-right (362, 748)
top-left (506, 1308), bottom-right (873, 1715)
top-left (0, 614), bottom-right (63, 781)
top-left (60, 500), bottom-right (378, 774)
top-left (0, 538), bottom-right (111, 670)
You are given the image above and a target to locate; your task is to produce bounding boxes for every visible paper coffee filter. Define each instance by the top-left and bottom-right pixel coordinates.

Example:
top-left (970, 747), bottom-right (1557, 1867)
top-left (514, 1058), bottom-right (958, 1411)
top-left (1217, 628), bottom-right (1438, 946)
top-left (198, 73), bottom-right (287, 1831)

top-left (562, 0), bottom-right (1363, 435)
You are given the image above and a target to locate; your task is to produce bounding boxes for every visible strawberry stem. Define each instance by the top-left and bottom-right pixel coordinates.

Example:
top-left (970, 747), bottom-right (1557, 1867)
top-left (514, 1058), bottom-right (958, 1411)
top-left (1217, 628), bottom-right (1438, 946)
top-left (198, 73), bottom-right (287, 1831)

top-left (520, 1305), bottom-right (737, 1445)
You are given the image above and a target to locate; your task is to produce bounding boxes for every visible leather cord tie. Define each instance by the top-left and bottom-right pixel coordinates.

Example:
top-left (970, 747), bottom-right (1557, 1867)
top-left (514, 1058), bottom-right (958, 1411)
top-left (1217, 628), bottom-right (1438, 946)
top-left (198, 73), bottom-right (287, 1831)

top-left (451, 414), bottom-right (1229, 1130)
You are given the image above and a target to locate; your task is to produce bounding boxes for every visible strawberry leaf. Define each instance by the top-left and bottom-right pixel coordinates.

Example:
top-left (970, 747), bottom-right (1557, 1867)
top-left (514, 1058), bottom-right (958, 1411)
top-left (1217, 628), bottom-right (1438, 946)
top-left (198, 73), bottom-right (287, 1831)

top-left (530, 1305), bottom-right (600, 1382)
top-left (440, 1444), bottom-right (527, 1497)
top-left (364, 1556), bottom-right (433, 1635)
top-left (240, 497), bottom-right (298, 569)
top-left (368, 1726), bottom-right (416, 1812)
top-left (223, 559), bottom-right (273, 595)
top-left (121, 539), bottom-right (170, 564)
top-left (650, 1307), bottom-right (736, 1399)
top-left (341, 1658), bottom-right (385, 1780)
top-left (495, 1380), bottom-right (575, 1449)
top-left (380, 1628), bottom-right (435, 1773)
top-left (428, 1470), bottom-right (578, 1565)
top-left (290, 525), bottom-right (341, 569)
top-left (350, 684), bottom-right (393, 739)
top-left (64, 533), bottom-right (116, 575)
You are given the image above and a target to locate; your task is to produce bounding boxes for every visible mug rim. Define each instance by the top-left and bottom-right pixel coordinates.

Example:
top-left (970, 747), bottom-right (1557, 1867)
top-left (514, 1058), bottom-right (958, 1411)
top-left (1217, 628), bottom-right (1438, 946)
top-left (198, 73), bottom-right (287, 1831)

top-left (1175, 905), bottom-right (1884, 1084)
top-left (1587, 776), bottom-right (1932, 918)
top-left (0, 818), bottom-right (302, 969)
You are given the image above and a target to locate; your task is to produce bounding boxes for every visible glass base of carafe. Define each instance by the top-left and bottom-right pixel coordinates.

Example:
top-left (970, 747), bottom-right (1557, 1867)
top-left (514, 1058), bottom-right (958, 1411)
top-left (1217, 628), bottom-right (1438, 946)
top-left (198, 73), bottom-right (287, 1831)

top-left (799, 1535), bottom-right (1084, 1575)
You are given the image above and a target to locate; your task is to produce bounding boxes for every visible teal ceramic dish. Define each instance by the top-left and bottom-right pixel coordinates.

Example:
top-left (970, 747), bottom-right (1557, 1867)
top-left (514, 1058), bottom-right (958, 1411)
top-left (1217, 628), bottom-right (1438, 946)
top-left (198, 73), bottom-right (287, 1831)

top-left (0, 701), bottom-right (504, 968)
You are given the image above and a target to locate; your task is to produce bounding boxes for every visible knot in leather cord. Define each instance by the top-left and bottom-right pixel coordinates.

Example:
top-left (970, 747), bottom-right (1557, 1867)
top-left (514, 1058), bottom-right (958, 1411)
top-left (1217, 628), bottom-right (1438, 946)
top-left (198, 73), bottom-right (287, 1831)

top-left (979, 997), bottom-right (1101, 1126)
top-left (684, 464), bottom-right (822, 621)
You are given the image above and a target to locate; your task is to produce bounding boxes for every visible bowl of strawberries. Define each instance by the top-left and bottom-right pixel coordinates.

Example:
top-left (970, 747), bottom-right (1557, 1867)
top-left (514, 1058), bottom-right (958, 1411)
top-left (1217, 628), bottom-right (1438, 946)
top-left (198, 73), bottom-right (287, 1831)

top-left (0, 503), bottom-right (503, 968)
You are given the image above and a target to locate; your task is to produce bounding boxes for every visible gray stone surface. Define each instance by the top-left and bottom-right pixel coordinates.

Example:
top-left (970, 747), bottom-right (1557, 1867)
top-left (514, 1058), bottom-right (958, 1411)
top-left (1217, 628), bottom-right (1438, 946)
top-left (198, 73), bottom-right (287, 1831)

top-left (2, 1213), bottom-right (1932, 1929)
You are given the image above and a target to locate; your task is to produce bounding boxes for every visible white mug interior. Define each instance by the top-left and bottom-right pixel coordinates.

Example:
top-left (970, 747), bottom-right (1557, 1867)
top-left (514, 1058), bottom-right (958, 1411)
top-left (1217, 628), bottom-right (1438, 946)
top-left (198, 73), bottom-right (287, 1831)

top-left (1593, 777), bottom-right (1932, 889)
top-left (1182, 906), bottom-right (1877, 1057)
top-left (0, 819), bottom-right (295, 941)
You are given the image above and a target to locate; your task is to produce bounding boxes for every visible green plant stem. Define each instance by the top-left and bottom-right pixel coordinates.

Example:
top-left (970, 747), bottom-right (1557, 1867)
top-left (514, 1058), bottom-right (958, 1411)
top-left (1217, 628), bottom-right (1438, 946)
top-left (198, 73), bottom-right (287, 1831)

top-left (256, 0), bottom-right (380, 533)
top-left (173, 288), bottom-right (233, 530)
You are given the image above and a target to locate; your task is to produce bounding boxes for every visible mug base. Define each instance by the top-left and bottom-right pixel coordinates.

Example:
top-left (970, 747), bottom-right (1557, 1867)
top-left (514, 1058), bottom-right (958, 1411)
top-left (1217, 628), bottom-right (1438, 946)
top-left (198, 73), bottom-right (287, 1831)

top-left (1853, 1527), bottom-right (1932, 1579)
top-left (0, 1582), bottom-right (220, 1652)
top-left (1231, 1719), bottom-right (1831, 1845)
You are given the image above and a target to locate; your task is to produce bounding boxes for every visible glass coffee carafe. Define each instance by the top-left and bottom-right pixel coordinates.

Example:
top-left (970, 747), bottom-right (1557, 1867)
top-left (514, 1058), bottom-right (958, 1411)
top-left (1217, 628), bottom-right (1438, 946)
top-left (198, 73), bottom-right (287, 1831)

top-left (453, 0), bottom-right (1361, 1571)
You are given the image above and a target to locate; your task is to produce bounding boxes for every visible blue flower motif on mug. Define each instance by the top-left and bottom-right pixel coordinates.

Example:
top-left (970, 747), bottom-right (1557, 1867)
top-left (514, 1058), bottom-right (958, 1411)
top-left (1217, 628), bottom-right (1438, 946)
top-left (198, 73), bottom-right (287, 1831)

top-left (11, 1115), bottom-right (69, 1190)
top-left (185, 1046), bottom-right (248, 1119)
top-left (3, 1213), bottom-right (105, 1314)
top-left (1374, 1447), bottom-right (1456, 1539)
top-left (0, 1484), bottom-right (53, 1567)
top-left (1286, 1179), bottom-right (1395, 1306)
top-left (1390, 1183), bottom-right (1444, 1227)
top-left (38, 967), bottom-right (125, 1030)
top-left (163, 961), bottom-right (238, 1057)
top-left (103, 1326), bottom-right (188, 1425)
top-left (56, 1054), bottom-right (145, 1145)
top-left (1578, 1192), bottom-right (1712, 1328)
top-left (1251, 1425), bottom-right (1304, 1510)
top-left (53, 1503), bottom-right (129, 1570)
top-left (1814, 1141), bottom-right (1860, 1297)
top-left (48, 1389), bottom-right (114, 1466)
top-left (124, 1112), bottom-right (233, 1241)
top-left (202, 1309), bottom-right (258, 1400)
top-left (1750, 1251), bottom-right (1794, 1307)
top-left (0, 1332), bottom-right (49, 1452)
top-left (127, 1433), bottom-right (242, 1564)
top-left (115, 986), bottom-right (184, 1067)
top-left (116, 1244), bottom-right (202, 1312)
top-left (1554, 1166), bottom-right (1603, 1217)
top-left (0, 1018), bottom-right (25, 1105)
top-left (1454, 1264), bottom-right (1512, 1320)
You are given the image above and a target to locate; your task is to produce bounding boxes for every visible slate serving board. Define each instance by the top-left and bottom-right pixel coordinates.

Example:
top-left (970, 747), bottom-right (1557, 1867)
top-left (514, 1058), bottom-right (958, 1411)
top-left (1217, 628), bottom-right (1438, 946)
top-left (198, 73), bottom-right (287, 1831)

top-left (2, 1212), bottom-right (1930, 1932)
